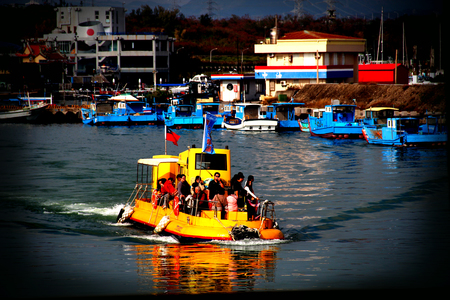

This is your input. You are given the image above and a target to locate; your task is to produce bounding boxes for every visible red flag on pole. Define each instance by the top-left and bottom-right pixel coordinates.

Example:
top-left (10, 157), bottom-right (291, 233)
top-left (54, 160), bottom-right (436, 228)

top-left (165, 126), bottom-right (180, 146)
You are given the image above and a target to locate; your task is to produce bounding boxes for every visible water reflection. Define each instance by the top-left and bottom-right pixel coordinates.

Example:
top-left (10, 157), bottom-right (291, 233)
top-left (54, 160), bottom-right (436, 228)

top-left (126, 243), bottom-right (279, 294)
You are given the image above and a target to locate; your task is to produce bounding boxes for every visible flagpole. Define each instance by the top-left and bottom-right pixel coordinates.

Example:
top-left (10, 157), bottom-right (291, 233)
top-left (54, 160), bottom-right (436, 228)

top-left (164, 125), bottom-right (167, 155)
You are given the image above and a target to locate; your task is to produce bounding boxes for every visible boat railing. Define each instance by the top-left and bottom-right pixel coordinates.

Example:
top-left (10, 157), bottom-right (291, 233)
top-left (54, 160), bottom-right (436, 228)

top-left (260, 200), bottom-right (276, 220)
top-left (126, 183), bottom-right (152, 206)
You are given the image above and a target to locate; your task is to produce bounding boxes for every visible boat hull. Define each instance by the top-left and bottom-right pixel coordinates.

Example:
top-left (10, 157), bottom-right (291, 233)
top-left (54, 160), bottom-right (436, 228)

top-left (308, 117), bottom-right (363, 139)
top-left (277, 120), bottom-right (301, 131)
top-left (224, 119), bottom-right (278, 131)
top-left (362, 127), bottom-right (447, 147)
top-left (128, 199), bottom-right (283, 242)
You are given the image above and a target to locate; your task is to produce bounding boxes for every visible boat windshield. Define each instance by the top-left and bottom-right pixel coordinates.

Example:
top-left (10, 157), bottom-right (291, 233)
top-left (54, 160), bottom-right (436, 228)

top-left (195, 153), bottom-right (227, 171)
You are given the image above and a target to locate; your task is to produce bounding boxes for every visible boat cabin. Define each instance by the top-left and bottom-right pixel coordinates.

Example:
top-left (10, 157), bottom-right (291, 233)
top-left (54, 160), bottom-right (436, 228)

top-left (317, 101), bottom-right (358, 127)
top-left (193, 102), bottom-right (221, 118)
top-left (363, 107), bottom-right (398, 126)
top-left (267, 102), bottom-right (304, 121)
top-left (234, 103), bottom-right (268, 120)
top-left (137, 147), bottom-right (232, 192)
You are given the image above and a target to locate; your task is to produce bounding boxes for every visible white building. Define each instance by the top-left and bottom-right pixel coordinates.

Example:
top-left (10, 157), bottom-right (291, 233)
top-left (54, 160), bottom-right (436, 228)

top-left (40, 6), bottom-right (175, 87)
top-left (254, 29), bottom-right (365, 97)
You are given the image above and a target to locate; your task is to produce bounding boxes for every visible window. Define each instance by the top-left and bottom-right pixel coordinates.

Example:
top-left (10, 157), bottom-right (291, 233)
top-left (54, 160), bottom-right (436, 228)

top-left (304, 53), bottom-right (315, 66)
top-left (105, 11), bottom-right (110, 23)
top-left (95, 11), bottom-right (99, 21)
top-left (195, 153), bottom-right (228, 171)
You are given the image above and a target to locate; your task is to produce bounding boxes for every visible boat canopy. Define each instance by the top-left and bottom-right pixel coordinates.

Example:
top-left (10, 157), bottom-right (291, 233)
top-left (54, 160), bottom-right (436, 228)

top-left (365, 107), bottom-right (399, 111)
top-left (137, 157), bottom-right (179, 166)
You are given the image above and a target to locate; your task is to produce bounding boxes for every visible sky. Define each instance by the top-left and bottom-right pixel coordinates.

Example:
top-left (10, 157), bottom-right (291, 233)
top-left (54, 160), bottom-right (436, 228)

top-left (3, 0), bottom-right (443, 19)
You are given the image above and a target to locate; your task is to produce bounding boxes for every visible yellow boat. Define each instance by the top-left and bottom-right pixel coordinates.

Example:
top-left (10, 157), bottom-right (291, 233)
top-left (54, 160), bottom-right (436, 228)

top-left (116, 146), bottom-right (284, 242)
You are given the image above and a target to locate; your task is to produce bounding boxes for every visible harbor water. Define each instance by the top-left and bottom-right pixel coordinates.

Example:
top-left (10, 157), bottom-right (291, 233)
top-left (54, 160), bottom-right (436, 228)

top-left (0, 123), bottom-right (448, 298)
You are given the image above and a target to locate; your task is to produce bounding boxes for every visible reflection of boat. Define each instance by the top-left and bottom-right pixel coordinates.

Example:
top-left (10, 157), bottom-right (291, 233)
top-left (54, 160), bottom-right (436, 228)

top-left (131, 244), bottom-right (278, 293)
top-left (267, 102), bottom-right (305, 131)
top-left (222, 103), bottom-right (278, 131)
top-left (117, 146), bottom-right (284, 242)
top-left (362, 116), bottom-right (447, 147)
top-left (308, 100), bottom-right (363, 139)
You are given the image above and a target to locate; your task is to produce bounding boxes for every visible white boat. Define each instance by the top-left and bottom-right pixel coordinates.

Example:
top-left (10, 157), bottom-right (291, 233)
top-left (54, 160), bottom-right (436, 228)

top-left (222, 103), bottom-right (278, 131)
top-left (0, 102), bottom-right (49, 122)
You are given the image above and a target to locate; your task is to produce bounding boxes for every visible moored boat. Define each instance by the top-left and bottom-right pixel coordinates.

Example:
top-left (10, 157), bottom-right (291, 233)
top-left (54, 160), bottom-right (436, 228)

top-left (164, 101), bottom-right (222, 129)
top-left (222, 103), bottom-right (278, 131)
top-left (267, 102), bottom-right (305, 131)
top-left (299, 119), bottom-right (310, 132)
top-left (308, 100), bottom-right (363, 139)
top-left (362, 115), bottom-right (447, 147)
top-left (81, 97), bottom-right (164, 126)
top-left (116, 146), bottom-right (284, 242)
top-left (0, 99), bottom-right (50, 123)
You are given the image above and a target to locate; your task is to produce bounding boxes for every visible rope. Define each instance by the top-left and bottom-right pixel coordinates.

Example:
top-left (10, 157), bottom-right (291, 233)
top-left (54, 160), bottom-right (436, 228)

top-left (214, 216), bottom-right (235, 241)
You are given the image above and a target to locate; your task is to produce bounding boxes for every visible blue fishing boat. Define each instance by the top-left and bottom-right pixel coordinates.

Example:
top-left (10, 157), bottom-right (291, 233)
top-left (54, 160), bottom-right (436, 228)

top-left (362, 107), bottom-right (399, 127)
top-left (81, 95), bottom-right (165, 126)
top-left (81, 101), bottom-right (129, 125)
top-left (266, 102), bottom-right (305, 131)
top-left (222, 103), bottom-right (278, 131)
top-left (164, 101), bottom-right (222, 129)
top-left (362, 116), bottom-right (447, 147)
top-left (308, 101), bottom-right (363, 139)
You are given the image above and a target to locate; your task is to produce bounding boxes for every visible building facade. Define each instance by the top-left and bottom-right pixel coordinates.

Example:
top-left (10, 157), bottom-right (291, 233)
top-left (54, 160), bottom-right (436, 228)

top-left (211, 73), bottom-right (264, 102)
top-left (39, 6), bottom-right (174, 88)
top-left (254, 30), bottom-right (365, 97)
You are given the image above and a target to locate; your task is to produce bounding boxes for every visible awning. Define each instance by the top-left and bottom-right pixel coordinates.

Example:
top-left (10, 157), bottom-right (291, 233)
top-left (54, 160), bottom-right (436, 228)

top-left (137, 158), bottom-right (179, 166)
top-left (110, 95), bottom-right (139, 101)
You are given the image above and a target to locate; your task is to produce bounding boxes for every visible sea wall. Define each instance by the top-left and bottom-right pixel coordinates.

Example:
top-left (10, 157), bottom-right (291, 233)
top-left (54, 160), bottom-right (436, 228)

top-left (267, 83), bottom-right (446, 114)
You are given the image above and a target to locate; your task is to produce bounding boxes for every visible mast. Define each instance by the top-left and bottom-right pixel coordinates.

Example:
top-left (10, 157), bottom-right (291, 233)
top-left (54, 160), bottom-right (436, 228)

top-left (377, 7), bottom-right (383, 62)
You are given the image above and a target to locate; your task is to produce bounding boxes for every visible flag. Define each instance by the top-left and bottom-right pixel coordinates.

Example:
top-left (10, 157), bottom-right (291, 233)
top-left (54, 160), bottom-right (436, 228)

top-left (166, 126), bottom-right (180, 146)
top-left (202, 112), bottom-right (217, 154)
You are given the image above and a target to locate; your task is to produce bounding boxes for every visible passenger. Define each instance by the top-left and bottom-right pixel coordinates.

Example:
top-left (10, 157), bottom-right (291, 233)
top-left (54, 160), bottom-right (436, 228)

top-left (244, 175), bottom-right (259, 220)
top-left (231, 172), bottom-right (246, 209)
top-left (177, 174), bottom-right (190, 212)
top-left (160, 177), bottom-right (177, 208)
top-left (191, 176), bottom-right (209, 208)
top-left (154, 178), bottom-right (166, 206)
top-left (208, 172), bottom-right (227, 218)
top-left (226, 193), bottom-right (238, 212)
top-left (192, 185), bottom-right (208, 215)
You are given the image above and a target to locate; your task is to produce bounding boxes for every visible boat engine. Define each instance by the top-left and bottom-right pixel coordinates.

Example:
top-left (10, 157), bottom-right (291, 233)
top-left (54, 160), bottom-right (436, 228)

top-left (231, 225), bottom-right (260, 240)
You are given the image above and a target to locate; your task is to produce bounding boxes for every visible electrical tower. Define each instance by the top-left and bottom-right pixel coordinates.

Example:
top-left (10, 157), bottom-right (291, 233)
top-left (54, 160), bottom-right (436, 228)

top-left (206, 0), bottom-right (218, 17)
top-left (291, 0), bottom-right (306, 18)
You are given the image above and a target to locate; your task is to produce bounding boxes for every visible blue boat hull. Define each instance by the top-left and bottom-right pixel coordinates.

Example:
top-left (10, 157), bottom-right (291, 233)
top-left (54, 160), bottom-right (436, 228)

top-left (309, 117), bottom-right (363, 139)
top-left (362, 127), bottom-right (447, 147)
top-left (277, 120), bottom-right (300, 131)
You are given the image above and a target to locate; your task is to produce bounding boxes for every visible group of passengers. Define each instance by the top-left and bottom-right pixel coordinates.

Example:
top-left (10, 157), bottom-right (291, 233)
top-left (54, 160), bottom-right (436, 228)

top-left (155, 172), bottom-right (260, 220)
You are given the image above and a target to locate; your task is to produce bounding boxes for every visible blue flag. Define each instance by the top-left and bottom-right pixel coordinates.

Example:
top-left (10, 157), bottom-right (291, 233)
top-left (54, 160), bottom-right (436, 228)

top-left (202, 113), bottom-right (217, 154)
